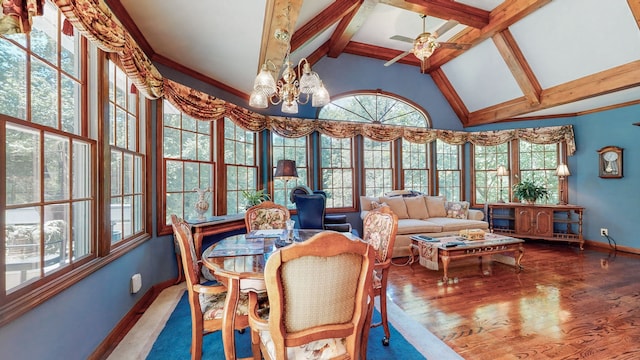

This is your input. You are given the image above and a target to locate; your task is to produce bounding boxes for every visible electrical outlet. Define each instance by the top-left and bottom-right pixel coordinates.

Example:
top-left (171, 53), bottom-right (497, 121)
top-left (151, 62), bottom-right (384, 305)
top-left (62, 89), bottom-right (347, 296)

top-left (600, 228), bottom-right (608, 237)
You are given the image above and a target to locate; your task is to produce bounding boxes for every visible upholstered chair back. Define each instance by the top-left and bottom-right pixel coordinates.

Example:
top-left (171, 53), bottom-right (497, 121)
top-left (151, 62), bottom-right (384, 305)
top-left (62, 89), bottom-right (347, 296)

top-left (244, 201), bottom-right (290, 231)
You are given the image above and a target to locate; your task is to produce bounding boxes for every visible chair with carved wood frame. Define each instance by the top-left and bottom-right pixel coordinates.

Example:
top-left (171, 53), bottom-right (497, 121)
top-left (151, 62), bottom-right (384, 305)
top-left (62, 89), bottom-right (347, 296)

top-left (244, 200), bottom-right (290, 232)
top-left (171, 215), bottom-right (256, 360)
top-left (246, 231), bottom-right (375, 360)
top-left (361, 205), bottom-right (398, 347)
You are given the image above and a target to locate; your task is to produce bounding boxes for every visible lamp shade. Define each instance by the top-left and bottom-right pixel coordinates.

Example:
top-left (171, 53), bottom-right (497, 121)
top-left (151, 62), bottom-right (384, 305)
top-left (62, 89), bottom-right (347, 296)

top-left (555, 163), bottom-right (571, 177)
top-left (496, 165), bottom-right (509, 176)
top-left (274, 160), bottom-right (298, 181)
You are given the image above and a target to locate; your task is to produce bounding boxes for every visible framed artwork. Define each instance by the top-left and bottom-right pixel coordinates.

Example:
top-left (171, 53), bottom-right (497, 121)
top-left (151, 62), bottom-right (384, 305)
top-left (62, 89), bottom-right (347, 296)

top-left (597, 146), bottom-right (623, 178)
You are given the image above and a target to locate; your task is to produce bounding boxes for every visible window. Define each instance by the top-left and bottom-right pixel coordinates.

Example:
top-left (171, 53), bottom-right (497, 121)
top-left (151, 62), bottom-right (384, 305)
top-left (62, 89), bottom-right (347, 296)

top-left (473, 143), bottom-right (509, 204)
top-left (224, 118), bottom-right (257, 214)
top-left (162, 100), bottom-right (214, 224)
top-left (436, 140), bottom-right (461, 201)
top-left (318, 92), bottom-right (430, 127)
top-left (363, 138), bottom-right (393, 197)
top-left (1, 2), bottom-right (93, 297)
top-left (402, 141), bottom-right (429, 194)
top-left (271, 133), bottom-right (308, 208)
top-left (320, 135), bottom-right (354, 209)
top-left (107, 59), bottom-right (145, 245)
top-left (518, 141), bottom-right (559, 204)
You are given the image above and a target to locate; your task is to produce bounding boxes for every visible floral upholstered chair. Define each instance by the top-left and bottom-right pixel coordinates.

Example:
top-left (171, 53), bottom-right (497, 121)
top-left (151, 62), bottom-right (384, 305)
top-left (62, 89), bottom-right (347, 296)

top-left (244, 201), bottom-right (290, 231)
top-left (246, 231), bottom-right (375, 360)
top-left (361, 205), bottom-right (398, 347)
top-left (170, 215), bottom-right (268, 360)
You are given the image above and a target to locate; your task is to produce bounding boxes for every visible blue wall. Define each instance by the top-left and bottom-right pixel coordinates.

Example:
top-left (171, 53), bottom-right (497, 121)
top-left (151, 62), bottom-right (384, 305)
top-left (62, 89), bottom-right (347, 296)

top-left (1, 52), bottom-right (638, 359)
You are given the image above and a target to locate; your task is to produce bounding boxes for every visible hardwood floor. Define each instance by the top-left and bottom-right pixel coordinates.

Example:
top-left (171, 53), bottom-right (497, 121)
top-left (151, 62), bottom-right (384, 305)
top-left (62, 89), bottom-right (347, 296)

top-left (386, 241), bottom-right (640, 360)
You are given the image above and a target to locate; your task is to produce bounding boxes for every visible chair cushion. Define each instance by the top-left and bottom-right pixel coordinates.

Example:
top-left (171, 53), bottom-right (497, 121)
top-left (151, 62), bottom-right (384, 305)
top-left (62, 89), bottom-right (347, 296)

top-left (248, 208), bottom-right (287, 230)
top-left (200, 290), bottom-right (269, 320)
top-left (259, 330), bottom-right (348, 360)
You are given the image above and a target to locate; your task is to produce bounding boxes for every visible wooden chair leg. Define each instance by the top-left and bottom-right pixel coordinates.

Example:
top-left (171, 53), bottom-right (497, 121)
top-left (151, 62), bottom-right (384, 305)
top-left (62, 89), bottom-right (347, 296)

top-left (379, 289), bottom-right (390, 346)
top-left (191, 314), bottom-right (203, 360)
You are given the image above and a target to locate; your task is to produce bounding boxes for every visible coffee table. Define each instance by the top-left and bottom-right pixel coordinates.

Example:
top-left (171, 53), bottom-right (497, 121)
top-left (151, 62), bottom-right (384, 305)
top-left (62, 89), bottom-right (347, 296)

top-left (409, 233), bottom-right (524, 282)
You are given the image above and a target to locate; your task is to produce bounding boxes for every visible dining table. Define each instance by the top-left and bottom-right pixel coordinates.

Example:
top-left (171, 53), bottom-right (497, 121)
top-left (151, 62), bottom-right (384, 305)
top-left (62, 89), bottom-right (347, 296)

top-left (202, 229), bottom-right (359, 360)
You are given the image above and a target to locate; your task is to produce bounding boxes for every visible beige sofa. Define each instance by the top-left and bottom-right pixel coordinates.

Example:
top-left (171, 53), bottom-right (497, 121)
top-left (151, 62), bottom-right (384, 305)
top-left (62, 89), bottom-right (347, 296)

top-left (360, 194), bottom-right (489, 258)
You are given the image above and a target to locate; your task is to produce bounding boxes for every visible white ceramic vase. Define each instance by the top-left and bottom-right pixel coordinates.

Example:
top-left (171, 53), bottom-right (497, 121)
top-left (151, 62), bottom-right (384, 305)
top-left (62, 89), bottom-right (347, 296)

top-left (193, 187), bottom-right (211, 220)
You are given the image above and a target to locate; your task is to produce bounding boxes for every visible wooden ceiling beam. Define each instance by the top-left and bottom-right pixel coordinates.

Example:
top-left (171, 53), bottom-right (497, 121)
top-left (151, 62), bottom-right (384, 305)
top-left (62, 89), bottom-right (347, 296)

top-left (467, 60), bottom-right (640, 125)
top-left (290, 0), bottom-right (361, 52)
top-left (328, 0), bottom-right (379, 58)
top-left (430, 68), bottom-right (469, 125)
top-left (382, 0), bottom-right (489, 28)
top-left (427, 0), bottom-right (552, 71)
top-left (259, 0), bottom-right (303, 73)
top-left (492, 29), bottom-right (541, 105)
top-left (343, 42), bottom-right (422, 67)
top-left (628, 0), bottom-right (640, 29)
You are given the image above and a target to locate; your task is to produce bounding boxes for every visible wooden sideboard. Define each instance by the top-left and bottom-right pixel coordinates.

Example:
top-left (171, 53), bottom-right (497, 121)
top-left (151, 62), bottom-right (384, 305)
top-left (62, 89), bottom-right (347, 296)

top-left (488, 203), bottom-right (584, 249)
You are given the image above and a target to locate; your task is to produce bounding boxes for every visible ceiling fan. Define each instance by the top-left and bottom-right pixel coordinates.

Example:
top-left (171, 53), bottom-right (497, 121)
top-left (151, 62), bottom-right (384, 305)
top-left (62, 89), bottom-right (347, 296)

top-left (384, 15), bottom-right (470, 72)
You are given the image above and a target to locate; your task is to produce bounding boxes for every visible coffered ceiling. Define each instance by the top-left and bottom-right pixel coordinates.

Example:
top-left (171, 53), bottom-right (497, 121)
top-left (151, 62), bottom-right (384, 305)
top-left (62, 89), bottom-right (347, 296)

top-left (106, 0), bottom-right (640, 126)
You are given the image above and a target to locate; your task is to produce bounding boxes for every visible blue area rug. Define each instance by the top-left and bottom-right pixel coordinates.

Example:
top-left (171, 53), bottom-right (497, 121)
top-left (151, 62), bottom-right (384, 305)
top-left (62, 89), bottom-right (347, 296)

top-left (147, 292), bottom-right (427, 359)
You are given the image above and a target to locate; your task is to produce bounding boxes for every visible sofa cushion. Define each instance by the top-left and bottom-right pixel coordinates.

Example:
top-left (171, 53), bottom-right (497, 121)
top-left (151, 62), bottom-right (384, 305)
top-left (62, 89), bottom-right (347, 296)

top-left (425, 196), bottom-right (447, 217)
top-left (427, 217), bottom-right (489, 232)
top-left (380, 196), bottom-right (409, 219)
top-left (395, 219), bottom-right (443, 234)
top-left (445, 201), bottom-right (469, 219)
top-left (404, 195), bottom-right (429, 219)
top-left (360, 196), bottom-right (379, 211)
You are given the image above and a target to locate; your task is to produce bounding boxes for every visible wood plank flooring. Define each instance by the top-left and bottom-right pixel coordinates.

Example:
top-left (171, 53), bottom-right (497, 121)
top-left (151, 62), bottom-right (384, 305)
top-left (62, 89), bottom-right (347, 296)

top-left (386, 241), bottom-right (640, 360)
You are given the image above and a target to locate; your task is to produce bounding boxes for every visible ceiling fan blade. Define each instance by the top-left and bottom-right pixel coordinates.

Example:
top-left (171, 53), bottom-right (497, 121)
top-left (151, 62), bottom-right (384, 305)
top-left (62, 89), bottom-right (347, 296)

top-left (384, 49), bottom-right (412, 66)
top-left (433, 20), bottom-right (459, 38)
top-left (438, 42), bottom-right (471, 50)
top-left (390, 35), bottom-right (415, 44)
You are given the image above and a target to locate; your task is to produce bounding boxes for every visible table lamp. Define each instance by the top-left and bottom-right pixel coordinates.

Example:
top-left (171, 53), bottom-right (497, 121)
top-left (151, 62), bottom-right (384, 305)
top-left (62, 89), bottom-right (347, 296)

top-left (274, 159), bottom-right (298, 204)
top-left (555, 163), bottom-right (571, 205)
top-left (496, 165), bottom-right (509, 203)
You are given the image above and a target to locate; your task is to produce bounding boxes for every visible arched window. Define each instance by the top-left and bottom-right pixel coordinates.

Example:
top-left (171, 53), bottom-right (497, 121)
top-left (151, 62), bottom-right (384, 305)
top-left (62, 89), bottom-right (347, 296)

top-left (318, 91), bottom-right (431, 128)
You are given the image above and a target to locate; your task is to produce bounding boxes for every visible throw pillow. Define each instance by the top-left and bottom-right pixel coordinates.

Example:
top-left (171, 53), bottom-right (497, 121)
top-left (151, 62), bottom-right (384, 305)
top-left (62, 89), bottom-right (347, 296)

top-left (445, 201), bottom-right (470, 219)
top-left (360, 196), bottom-right (379, 211)
top-left (380, 196), bottom-right (409, 219)
top-left (371, 201), bottom-right (388, 209)
top-left (425, 196), bottom-right (447, 217)
top-left (404, 195), bottom-right (430, 219)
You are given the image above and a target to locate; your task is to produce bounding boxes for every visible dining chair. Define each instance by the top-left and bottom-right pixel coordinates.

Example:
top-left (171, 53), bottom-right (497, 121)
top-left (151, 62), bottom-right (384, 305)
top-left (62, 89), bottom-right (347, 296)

top-left (171, 215), bottom-right (266, 360)
top-left (244, 200), bottom-right (290, 231)
top-left (361, 205), bottom-right (398, 347)
top-left (246, 231), bottom-right (375, 360)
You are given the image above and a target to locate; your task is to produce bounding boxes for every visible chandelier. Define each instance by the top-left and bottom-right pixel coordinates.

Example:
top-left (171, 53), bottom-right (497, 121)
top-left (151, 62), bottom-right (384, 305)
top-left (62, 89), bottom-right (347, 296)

top-left (249, 6), bottom-right (329, 114)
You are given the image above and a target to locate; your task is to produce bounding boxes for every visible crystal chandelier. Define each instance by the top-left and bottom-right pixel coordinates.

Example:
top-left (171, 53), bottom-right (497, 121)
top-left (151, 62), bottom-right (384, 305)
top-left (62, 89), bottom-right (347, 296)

top-left (249, 49), bottom-right (330, 114)
top-left (249, 4), bottom-right (329, 114)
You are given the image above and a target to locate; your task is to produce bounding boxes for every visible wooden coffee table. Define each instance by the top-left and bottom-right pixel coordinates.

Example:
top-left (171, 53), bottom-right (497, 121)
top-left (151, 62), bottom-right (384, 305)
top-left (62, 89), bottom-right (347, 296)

top-left (409, 234), bottom-right (524, 282)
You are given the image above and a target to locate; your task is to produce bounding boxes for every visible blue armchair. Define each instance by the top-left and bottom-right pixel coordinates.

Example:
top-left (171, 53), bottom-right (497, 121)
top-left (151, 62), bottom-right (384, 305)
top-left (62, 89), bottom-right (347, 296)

top-left (293, 194), bottom-right (326, 230)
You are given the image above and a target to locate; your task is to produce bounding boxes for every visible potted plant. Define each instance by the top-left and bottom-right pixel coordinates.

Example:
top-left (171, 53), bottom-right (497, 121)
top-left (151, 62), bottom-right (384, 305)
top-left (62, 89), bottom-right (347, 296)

top-left (241, 189), bottom-right (271, 209)
top-left (512, 179), bottom-right (549, 204)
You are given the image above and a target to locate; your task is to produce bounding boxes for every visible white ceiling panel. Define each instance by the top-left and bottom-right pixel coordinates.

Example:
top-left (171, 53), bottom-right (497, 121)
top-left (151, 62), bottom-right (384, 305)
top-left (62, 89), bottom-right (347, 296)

top-left (510, 0), bottom-right (640, 89)
top-left (454, 0), bottom-right (503, 11)
top-left (442, 39), bottom-right (523, 112)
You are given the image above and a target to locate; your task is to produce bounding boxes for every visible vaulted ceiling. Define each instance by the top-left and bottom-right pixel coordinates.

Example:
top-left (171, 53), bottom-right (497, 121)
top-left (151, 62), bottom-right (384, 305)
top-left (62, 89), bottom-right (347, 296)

top-left (107, 0), bottom-right (640, 126)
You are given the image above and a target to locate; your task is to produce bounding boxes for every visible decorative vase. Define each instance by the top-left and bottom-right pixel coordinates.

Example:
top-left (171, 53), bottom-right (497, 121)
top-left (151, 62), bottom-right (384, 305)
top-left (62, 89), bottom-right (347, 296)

top-left (193, 187), bottom-right (211, 220)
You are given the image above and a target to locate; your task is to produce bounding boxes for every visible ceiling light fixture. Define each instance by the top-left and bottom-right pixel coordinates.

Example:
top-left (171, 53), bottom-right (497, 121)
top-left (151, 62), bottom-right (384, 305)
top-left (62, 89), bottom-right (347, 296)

top-left (412, 15), bottom-right (440, 63)
top-left (249, 5), bottom-right (329, 114)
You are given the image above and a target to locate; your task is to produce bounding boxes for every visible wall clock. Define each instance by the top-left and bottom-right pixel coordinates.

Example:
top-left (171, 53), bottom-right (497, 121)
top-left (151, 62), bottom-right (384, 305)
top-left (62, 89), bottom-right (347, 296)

top-left (597, 146), bottom-right (623, 178)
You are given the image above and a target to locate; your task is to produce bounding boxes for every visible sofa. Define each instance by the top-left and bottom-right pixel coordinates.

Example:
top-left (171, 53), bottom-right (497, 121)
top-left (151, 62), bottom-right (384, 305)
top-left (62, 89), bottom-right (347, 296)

top-left (360, 193), bottom-right (489, 258)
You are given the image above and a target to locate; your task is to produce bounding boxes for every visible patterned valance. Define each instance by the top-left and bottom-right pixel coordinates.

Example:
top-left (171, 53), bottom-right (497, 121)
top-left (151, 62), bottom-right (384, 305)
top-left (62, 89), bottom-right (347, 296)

top-left (0, 0), bottom-right (44, 35)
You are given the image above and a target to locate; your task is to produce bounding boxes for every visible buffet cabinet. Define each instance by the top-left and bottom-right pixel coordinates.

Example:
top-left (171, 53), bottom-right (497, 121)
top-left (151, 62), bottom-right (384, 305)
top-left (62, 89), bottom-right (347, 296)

top-left (488, 203), bottom-right (584, 249)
